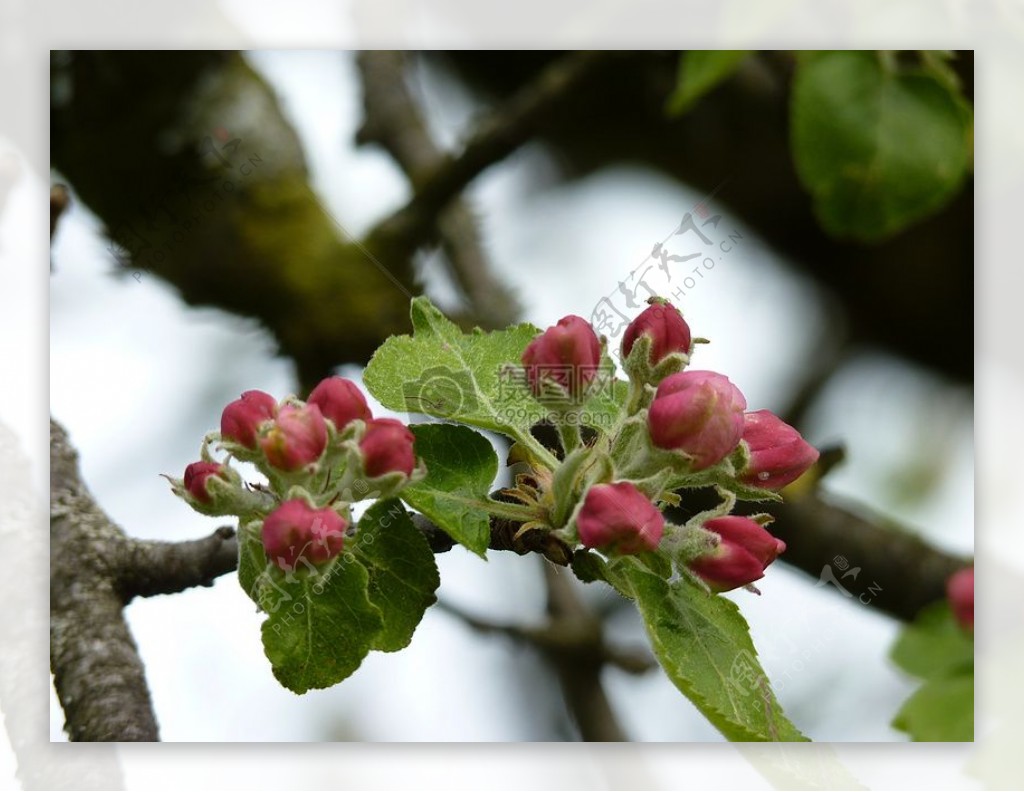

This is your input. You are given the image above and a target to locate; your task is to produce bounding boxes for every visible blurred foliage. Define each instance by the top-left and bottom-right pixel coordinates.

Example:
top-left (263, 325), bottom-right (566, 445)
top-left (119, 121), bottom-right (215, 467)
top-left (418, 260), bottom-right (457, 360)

top-left (890, 601), bottom-right (974, 741)
top-left (790, 51), bottom-right (973, 241)
top-left (666, 50), bottom-right (751, 115)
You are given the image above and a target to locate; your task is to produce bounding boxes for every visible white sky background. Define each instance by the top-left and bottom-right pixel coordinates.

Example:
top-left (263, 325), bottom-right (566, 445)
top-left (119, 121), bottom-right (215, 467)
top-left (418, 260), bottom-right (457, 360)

top-left (45, 49), bottom-right (974, 747)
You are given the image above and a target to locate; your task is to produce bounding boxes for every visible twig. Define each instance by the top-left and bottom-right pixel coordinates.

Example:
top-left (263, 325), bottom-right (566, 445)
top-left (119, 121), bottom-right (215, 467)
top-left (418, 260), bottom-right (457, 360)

top-left (411, 511), bottom-right (573, 565)
top-left (540, 564), bottom-right (628, 741)
top-left (365, 50), bottom-right (618, 261)
top-left (356, 50), bottom-right (520, 328)
top-left (50, 184), bottom-right (70, 239)
top-left (116, 526), bottom-right (238, 601)
top-left (437, 565), bottom-right (655, 742)
top-left (436, 594), bottom-right (654, 677)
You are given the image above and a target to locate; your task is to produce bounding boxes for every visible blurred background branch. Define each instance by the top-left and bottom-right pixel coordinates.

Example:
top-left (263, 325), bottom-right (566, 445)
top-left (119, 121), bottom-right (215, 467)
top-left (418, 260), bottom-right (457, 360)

top-left (356, 50), bottom-right (520, 328)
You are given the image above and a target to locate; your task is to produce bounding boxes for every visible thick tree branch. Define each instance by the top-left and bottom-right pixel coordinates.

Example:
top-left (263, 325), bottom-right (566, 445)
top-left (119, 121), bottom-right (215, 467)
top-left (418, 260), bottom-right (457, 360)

top-left (50, 419), bottom-right (160, 742)
top-left (766, 492), bottom-right (969, 622)
top-left (50, 418), bottom-right (245, 742)
top-left (669, 477), bottom-right (969, 622)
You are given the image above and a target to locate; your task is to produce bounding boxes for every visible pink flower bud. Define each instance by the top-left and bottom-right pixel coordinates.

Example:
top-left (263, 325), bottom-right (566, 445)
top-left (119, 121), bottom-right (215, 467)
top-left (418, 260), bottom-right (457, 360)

top-left (308, 376), bottom-right (372, 431)
top-left (359, 418), bottom-right (415, 477)
top-left (622, 300), bottom-right (692, 364)
top-left (647, 370), bottom-right (747, 469)
top-left (221, 390), bottom-right (277, 448)
top-left (577, 482), bottom-right (665, 554)
top-left (689, 515), bottom-right (786, 592)
top-left (521, 315), bottom-right (602, 400)
top-left (183, 461), bottom-right (224, 503)
top-left (946, 567), bottom-right (974, 632)
top-left (259, 404), bottom-right (328, 471)
top-left (738, 410), bottom-right (820, 489)
top-left (261, 499), bottom-right (347, 570)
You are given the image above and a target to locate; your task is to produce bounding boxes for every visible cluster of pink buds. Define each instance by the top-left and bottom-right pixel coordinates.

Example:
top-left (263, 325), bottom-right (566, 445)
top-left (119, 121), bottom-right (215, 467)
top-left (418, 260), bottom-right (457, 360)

top-left (169, 376), bottom-right (423, 572)
top-left (520, 297), bottom-right (819, 593)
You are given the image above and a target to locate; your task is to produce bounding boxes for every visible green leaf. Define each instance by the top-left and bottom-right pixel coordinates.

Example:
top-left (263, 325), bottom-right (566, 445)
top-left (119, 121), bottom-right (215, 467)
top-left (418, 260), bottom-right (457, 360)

top-left (891, 601), bottom-right (973, 680)
top-left (667, 50), bottom-right (750, 115)
top-left (892, 672), bottom-right (974, 741)
top-left (363, 297), bottom-right (625, 444)
top-left (890, 599), bottom-right (974, 741)
top-left (575, 553), bottom-right (807, 741)
top-left (237, 521), bottom-right (268, 602)
top-left (363, 296), bottom-right (542, 435)
top-left (791, 50), bottom-right (972, 241)
top-left (352, 499), bottom-right (440, 651)
top-left (254, 555), bottom-right (384, 694)
top-left (400, 423), bottom-right (498, 557)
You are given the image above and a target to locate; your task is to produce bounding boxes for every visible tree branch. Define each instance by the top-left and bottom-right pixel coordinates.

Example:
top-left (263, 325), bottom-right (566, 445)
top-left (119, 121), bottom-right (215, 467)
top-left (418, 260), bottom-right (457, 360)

top-left (356, 50), bottom-right (520, 329)
top-left (538, 564), bottom-right (627, 742)
top-left (116, 526), bottom-right (239, 601)
top-left (767, 491), bottom-right (969, 622)
top-left (50, 418), bottom-right (160, 742)
top-left (437, 563), bottom-right (656, 742)
top-left (668, 476), bottom-right (969, 622)
top-left (365, 50), bottom-right (618, 260)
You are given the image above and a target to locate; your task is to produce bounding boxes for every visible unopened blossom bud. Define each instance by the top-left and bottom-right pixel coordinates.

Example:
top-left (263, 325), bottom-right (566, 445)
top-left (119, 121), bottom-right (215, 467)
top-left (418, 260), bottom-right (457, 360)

top-left (183, 461), bottom-right (225, 504)
top-left (647, 370), bottom-right (747, 469)
top-left (739, 410), bottom-right (819, 489)
top-left (577, 482), bottom-right (665, 554)
top-left (308, 376), bottom-right (371, 431)
top-left (259, 404), bottom-right (328, 471)
top-left (622, 300), bottom-right (692, 364)
top-left (221, 390), bottom-right (277, 448)
top-left (521, 315), bottom-right (602, 400)
top-left (947, 567), bottom-right (974, 632)
top-left (688, 515), bottom-right (786, 592)
top-left (262, 499), bottom-right (347, 570)
top-left (360, 418), bottom-right (416, 477)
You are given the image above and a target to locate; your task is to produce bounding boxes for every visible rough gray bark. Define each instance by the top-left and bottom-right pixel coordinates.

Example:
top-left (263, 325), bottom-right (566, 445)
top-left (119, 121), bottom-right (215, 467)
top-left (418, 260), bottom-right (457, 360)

top-left (49, 419), bottom-right (238, 741)
top-left (50, 419), bottom-right (161, 741)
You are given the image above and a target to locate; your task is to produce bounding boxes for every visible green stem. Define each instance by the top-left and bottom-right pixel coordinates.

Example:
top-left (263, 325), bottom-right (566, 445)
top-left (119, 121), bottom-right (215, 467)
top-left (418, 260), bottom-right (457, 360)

top-left (624, 378), bottom-right (649, 417)
top-left (511, 428), bottom-right (561, 471)
top-left (558, 422), bottom-right (582, 455)
top-left (476, 498), bottom-right (541, 523)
